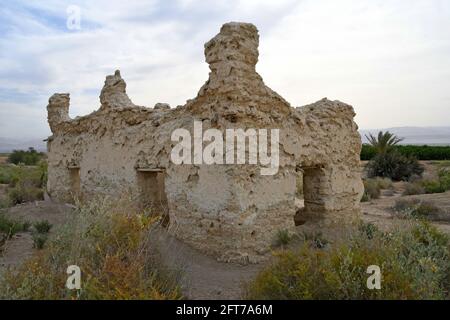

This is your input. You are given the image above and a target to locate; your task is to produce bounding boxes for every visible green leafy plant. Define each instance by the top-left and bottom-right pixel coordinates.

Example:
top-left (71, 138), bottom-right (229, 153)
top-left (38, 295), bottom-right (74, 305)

top-left (0, 215), bottom-right (29, 238)
top-left (367, 151), bottom-right (424, 181)
top-left (33, 220), bottom-right (52, 234)
top-left (7, 148), bottom-right (44, 166)
top-left (365, 131), bottom-right (403, 155)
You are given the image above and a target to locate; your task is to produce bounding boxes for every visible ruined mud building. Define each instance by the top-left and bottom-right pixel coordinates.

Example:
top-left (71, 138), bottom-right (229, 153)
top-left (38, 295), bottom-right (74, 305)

top-left (46, 22), bottom-right (363, 263)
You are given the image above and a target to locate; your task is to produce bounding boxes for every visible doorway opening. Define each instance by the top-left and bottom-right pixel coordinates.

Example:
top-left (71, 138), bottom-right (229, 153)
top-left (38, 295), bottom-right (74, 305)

top-left (68, 166), bottom-right (81, 201)
top-left (136, 168), bottom-right (169, 226)
top-left (294, 165), bottom-right (324, 226)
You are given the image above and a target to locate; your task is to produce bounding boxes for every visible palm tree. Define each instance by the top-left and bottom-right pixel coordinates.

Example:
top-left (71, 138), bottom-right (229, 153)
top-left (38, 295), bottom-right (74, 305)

top-left (365, 131), bottom-right (403, 154)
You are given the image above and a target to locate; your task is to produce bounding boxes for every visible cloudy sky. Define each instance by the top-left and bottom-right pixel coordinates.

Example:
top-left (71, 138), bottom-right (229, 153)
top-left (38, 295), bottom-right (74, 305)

top-left (1, 0), bottom-right (449, 140)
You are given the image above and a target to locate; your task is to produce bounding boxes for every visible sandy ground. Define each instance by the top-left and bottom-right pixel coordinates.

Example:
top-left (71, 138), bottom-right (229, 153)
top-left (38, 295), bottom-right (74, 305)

top-left (150, 228), bottom-right (264, 299)
top-left (361, 191), bottom-right (450, 234)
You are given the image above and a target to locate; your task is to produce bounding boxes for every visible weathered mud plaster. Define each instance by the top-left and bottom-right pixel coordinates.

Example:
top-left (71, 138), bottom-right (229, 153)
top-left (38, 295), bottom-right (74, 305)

top-left (46, 22), bottom-right (364, 263)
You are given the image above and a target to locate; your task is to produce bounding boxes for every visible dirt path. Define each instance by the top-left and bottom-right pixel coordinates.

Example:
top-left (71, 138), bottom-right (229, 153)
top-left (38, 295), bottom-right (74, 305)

top-left (150, 228), bottom-right (265, 299)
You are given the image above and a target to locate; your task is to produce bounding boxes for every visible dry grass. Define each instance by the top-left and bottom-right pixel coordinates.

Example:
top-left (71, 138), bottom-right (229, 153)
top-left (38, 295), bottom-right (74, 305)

top-left (0, 194), bottom-right (182, 299)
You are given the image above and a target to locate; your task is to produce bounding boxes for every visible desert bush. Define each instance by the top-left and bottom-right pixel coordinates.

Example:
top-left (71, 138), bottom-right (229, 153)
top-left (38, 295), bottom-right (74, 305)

top-left (0, 195), bottom-right (182, 299)
top-left (402, 182), bottom-right (425, 196)
top-left (2, 163), bottom-right (47, 205)
top-left (367, 151), bottom-right (424, 181)
top-left (32, 233), bottom-right (48, 249)
top-left (7, 148), bottom-right (44, 166)
top-left (33, 220), bottom-right (52, 234)
top-left (420, 170), bottom-right (450, 194)
top-left (422, 179), bottom-right (445, 194)
top-left (374, 177), bottom-right (393, 189)
top-left (393, 199), bottom-right (440, 219)
top-left (362, 179), bottom-right (381, 201)
top-left (358, 222), bottom-right (379, 240)
top-left (438, 169), bottom-right (450, 190)
top-left (246, 221), bottom-right (450, 299)
top-left (361, 177), bottom-right (393, 202)
top-left (0, 215), bottom-right (29, 238)
top-left (8, 186), bottom-right (43, 205)
top-left (0, 166), bottom-right (15, 185)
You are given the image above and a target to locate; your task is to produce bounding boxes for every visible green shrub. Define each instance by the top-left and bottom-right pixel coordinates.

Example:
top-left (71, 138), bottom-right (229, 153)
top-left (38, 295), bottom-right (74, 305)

top-left (0, 166), bottom-right (16, 185)
top-left (367, 151), bottom-right (424, 181)
top-left (8, 185), bottom-right (44, 205)
top-left (0, 195), bottom-right (182, 299)
top-left (32, 233), bottom-right (48, 249)
top-left (7, 148), bottom-right (44, 166)
top-left (361, 144), bottom-right (377, 161)
top-left (358, 222), bottom-right (379, 240)
top-left (0, 215), bottom-right (29, 238)
top-left (438, 169), bottom-right (450, 191)
top-left (246, 221), bottom-right (450, 299)
top-left (33, 220), bottom-right (52, 234)
top-left (422, 180), bottom-right (445, 194)
top-left (421, 170), bottom-right (450, 194)
top-left (2, 163), bottom-right (47, 205)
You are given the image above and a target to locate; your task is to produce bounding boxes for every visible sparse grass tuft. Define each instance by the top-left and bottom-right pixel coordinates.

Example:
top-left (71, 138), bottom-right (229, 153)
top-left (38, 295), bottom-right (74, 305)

top-left (301, 231), bottom-right (328, 249)
top-left (32, 233), bottom-right (48, 249)
top-left (275, 229), bottom-right (292, 247)
top-left (402, 182), bottom-right (425, 196)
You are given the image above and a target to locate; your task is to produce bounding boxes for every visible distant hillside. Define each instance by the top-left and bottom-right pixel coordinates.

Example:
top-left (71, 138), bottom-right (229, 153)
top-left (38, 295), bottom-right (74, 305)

top-left (360, 127), bottom-right (450, 146)
top-left (0, 137), bottom-right (46, 153)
